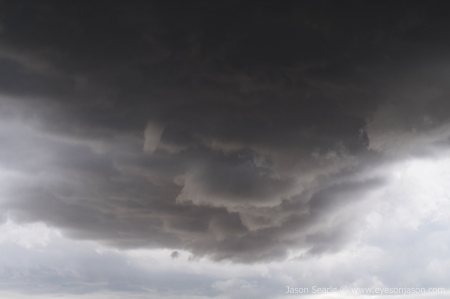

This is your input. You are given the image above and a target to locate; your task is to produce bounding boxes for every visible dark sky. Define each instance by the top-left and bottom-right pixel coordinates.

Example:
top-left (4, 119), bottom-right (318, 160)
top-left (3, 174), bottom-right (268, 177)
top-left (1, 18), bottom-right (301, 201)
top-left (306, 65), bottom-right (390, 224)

top-left (1, 0), bottom-right (450, 277)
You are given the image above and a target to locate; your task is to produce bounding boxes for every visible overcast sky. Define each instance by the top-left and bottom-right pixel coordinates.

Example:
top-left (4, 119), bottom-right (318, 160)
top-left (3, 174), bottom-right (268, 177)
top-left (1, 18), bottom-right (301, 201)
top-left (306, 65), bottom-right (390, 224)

top-left (1, 1), bottom-right (450, 298)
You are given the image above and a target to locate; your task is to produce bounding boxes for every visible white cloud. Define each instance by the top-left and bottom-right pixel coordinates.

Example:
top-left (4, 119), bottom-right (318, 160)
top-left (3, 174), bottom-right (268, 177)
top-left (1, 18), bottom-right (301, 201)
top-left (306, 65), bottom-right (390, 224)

top-left (0, 219), bottom-right (55, 249)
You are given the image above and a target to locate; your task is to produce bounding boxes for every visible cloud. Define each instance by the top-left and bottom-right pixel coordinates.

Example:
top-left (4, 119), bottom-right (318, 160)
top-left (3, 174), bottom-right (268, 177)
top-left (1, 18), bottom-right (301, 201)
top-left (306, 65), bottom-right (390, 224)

top-left (0, 5), bottom-right (450, 299)
top-left (170, 250), bottom-right (179, 259)
top-left (143, 122), bottom-right (165, 153)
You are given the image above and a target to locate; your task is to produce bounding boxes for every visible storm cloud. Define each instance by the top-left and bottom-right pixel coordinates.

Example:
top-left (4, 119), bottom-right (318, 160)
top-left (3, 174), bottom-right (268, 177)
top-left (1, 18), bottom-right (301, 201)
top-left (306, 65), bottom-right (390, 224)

top-left (1, 0), bottom-right (450, 272)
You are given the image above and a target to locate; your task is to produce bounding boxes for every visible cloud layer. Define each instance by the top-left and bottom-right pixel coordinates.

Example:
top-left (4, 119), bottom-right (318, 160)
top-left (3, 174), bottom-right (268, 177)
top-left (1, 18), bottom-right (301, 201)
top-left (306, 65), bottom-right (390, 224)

top-left (1, 0), bottom-right (450, 274)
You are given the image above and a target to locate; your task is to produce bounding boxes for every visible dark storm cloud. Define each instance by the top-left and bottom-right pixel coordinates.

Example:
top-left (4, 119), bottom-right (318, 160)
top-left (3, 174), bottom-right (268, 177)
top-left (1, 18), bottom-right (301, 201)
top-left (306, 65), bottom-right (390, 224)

top-left (1, 0), bottom-right (450, 262)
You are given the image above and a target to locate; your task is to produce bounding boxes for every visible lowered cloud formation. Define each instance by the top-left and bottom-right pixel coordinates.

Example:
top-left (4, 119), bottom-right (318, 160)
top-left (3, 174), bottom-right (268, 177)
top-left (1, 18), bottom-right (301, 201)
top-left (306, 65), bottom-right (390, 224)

top-left (1, 1), bottom-right (450, 298)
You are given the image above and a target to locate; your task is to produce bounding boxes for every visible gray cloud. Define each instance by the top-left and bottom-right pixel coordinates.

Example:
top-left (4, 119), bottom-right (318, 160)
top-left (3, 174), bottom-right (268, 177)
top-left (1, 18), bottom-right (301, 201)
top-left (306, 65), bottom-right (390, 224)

top-left (1, 0), bottom-right (450, 267)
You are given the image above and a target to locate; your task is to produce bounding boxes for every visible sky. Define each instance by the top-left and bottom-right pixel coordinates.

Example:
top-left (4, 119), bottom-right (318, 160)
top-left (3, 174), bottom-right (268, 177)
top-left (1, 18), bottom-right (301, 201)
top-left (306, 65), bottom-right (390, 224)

top-left (1, 1), bottom-right (450, 298)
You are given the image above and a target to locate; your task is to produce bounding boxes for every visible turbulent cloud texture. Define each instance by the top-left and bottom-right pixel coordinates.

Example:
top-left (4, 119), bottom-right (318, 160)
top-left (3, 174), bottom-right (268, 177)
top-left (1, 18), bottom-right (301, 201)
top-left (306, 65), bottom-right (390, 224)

top-left (1, 0), bottom-right (450, 272)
